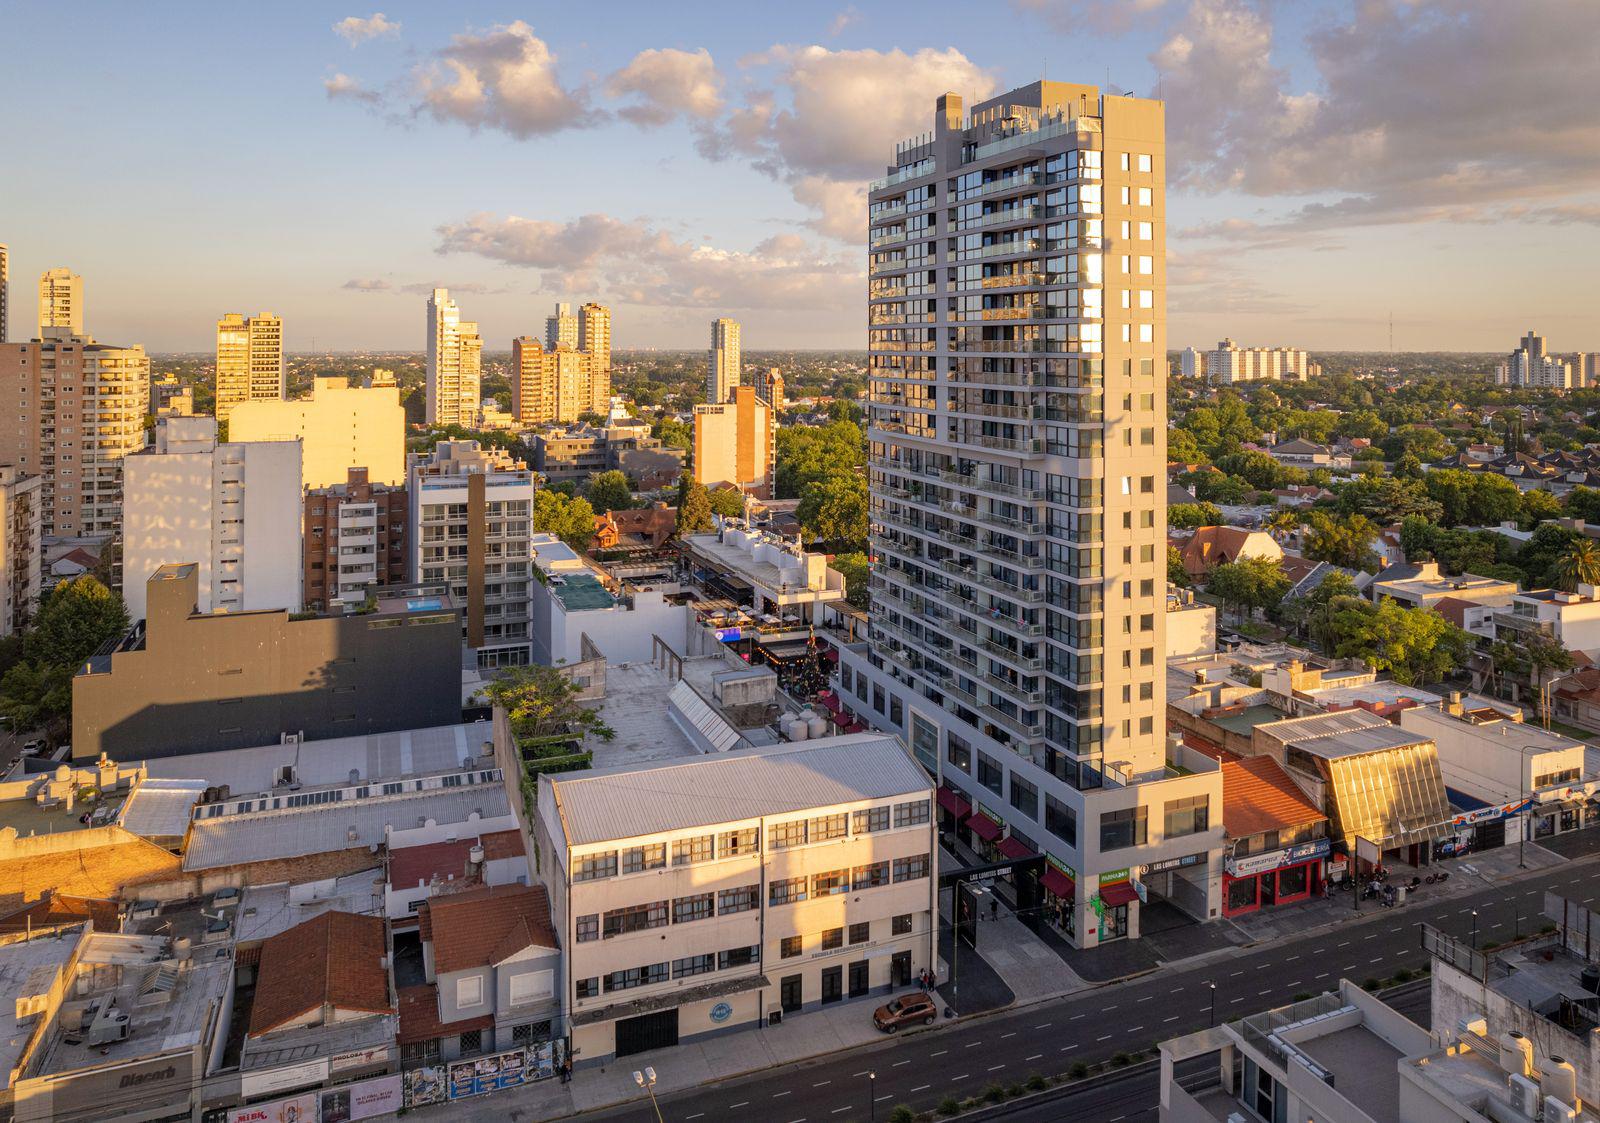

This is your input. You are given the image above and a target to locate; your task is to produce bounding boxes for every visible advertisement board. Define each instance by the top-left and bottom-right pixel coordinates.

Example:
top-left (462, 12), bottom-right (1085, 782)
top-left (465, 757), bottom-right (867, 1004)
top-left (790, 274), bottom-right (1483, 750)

top-left (241, 1058), bottom-right (330, 1099)
top-left (329, 1046), bottom-right (389, 1075)
top-left (402, 1065), bottom-right (447, 1108)
top-left (447, 1047), bottom-right (528, 1099)
top-left (227, 1092), bottom-right (318, 1123)
top-left (320, 1074), bottom-right (402, 1122)
top-left (1225, 838), bottom-right (1331, 879)
top-left (45, 1052), bottom-right (194, 1122)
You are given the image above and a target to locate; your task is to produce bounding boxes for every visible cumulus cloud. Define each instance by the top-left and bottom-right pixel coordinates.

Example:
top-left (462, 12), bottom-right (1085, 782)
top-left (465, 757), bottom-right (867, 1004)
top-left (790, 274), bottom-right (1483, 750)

top-left (434, 211), bottom-right (861, 311)
top-left (1013, 0), bottom-right (1168, 34)
top-left (333, 13), bottom-right (401, 45)
top-left (827, 7), bottom-right (862, 36)
top-left (606, 48), bottom-right (723, 127)
top-left (411, 21), bottom-right (593, 138)
top-left (324, 72), bottom-right (380, 104)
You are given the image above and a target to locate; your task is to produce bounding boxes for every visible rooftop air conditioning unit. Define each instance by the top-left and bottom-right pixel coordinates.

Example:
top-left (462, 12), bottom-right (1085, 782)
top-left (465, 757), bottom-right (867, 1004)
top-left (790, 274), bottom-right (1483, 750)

top-left (1508, 1074), bottom-right (1540, 1118)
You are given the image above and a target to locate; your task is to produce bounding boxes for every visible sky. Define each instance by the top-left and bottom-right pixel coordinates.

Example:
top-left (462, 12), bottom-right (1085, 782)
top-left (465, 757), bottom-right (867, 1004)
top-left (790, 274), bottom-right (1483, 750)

top-left (2, 0), bottom-right (1598, 354)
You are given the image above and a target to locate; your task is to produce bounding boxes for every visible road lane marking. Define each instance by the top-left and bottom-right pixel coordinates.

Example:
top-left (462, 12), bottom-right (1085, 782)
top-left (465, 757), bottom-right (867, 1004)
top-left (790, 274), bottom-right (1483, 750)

top-left (931, 1050), bottom-right (948, 1057)
top-left (1026, 1054), bottom-right (1043, 1061)
top-left (1164, 1016), bottom-right (1180, 1022)
top-left (852, 1071), bottom-right (870, 1077)
top-left (813, 1081), bottom-right (831, 1087)
top-left (1315, 973), bottom-right (1329, 980)
top-left (892, 1060), bottom-right (911, 1068)
top-left (911, 1085), bottom-right (930, 1093)
top-left (1229, 971), bottom-right (1243, 977)
top-left (952, 1074), bottom-right (969, 1082)
top-left (730, 1103), bottom-right (749, 1109)
top-left (988, 1064), bottom-right (1006, 1072)
top-left (1129, 1025), bottom-right (1144, 1032)
top-left (1285, 955), bottom-right (1301, 962)
top-left (1061, 1045), bottom-right (1078, 1052)
top-left (1097, 1034), bottom-right (1114, 1041)
top-left (1137, 995), bottom-right (1153, 1002)
top-left (686, 1116), bottom-right (704, 1120)
top-left (1035, 1023), bottom-right (1052, 1029)
top-left (1170, 987), bottom-right (1184, 994)
top-left (965, 1041), bottom-right (982, 1048)
top-left (876, 1096), bottom-right (894, 1103)
top-left (774, 1092), bottom-right (791, 1098)
top-left (831, 1108), bottom-right (851, 1115)
top-left (1071, 1014), bottom-right (1086, 1020)
top-left (1337, 941), bottom-right (1350, 947)
top-left (1001, 1032), bottom-right (1016, 1039)
top-left (1258, 990), bottom-right (1271, 996)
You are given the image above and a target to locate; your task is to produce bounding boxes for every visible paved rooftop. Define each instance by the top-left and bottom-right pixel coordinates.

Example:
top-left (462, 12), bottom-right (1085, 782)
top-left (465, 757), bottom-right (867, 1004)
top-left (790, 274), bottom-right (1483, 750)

top-left (1298, 1024), bottom-right (1404, 1120)
top-left (0, 927), bottom-right (83, 1090)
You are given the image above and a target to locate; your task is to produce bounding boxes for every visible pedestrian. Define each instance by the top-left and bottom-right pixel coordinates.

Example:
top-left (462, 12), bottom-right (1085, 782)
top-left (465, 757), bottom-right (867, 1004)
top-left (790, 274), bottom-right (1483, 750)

top-left (561, 1057), bottom-right (572, 1084)
top-left (990, 897), bottom-right (999, 922)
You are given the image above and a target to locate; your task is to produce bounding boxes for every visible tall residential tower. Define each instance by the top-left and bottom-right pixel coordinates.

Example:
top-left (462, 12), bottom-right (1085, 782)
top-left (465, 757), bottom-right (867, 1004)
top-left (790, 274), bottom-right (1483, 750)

top-left (214, 312), bottom-right (285, 423)
top-left (426, 288), bottom-right (482, 426)
top-left (38, 268), bottom-right (83, 337)
top-left (708, 317), bottom-right (741, 404)
top-left (545, 302), bottom-right (577, 351)
top-left (837, 82), bottom-right (1222, 950)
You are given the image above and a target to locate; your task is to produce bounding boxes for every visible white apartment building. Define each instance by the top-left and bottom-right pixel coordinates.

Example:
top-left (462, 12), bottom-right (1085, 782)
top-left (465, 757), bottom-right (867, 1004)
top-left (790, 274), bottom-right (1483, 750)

top-left (1178, 346), bottom-right (1201, 378)
top-left (1498, 584), bottom-right (1600, 654)
top-left (1204, 338), bottom-right (1317, 384)
top-left (122, 416), bottom-right (303, 621)
top-left (680, 523), bottom-right (847, 625)
top-left (527, 532), bottom-right (691, 665)
top-left (426, 288), bottom-right (483, 427)
top-left (1398, 704), bottom-right (1584, 814)
top-left (1500, 330), bottom-right (1574, 389)
top-left (228, 374), bottom-right (404, 487)
top-left (37, 268), bottom-right (83, 337)
top-left (408, 440), bottom-right (536, 668)
top-left (214, 312), bottom-right (284, 423)
top-left (546, 301), bottom-right (578, 350)
top-left (534, 736), bottom-right (937, 1065)
top-left (709, 317), bottom-right (741, 404)
top-left (0, 466), bottom-right (42, 637)
top-left (848, 81), bottom-right (1228, 950)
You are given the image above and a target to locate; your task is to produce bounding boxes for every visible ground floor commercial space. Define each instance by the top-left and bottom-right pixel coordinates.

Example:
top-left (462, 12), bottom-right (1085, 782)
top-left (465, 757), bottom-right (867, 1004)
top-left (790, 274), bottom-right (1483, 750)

top-left (1439, 790), bottom-right (1600, 859)
top-left (1221, 839), bottom-right (1330, 918)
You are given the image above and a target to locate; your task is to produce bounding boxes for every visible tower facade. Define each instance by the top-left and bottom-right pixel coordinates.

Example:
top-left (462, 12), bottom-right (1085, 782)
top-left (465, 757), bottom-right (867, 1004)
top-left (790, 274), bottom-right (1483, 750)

top-left (709, 317), bottom-right (741, 404)
top-left (214, 312), bottom-right (285, 423)
top-left (545, 302), bottom-right (578, 351)
top-left (426, 289), bottom-right (482, 426)
top-left (38, 268), bottom-right (83, 337)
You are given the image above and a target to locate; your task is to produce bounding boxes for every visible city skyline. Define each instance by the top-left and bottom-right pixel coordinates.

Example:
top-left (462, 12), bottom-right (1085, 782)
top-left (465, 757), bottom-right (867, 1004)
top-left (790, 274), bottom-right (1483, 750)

top-left (4, 1), bottom-right (1598, 353)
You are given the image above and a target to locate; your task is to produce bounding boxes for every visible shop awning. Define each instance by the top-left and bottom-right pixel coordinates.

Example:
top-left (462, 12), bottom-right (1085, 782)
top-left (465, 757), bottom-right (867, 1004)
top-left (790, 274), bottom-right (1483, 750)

top-left (965, 812), bottom-right (1003, 842)
top-left (1041, 867), bottom-right (1075, 898)
top-left (824, 647), bottom-right (840, 663)
top-left (997, 835), bottom-right (1036, 861)
top-left (937, 786), bottom-right (972, 819)
top-left (1098, 880), bottom-right (1138, 908)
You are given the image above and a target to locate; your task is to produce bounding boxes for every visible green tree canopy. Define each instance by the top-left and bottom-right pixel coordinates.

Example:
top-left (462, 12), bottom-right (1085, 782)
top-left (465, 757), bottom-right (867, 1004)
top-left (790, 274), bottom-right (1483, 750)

top-left (0, 576), bottom-right (130, 739)
top-left (1207, 556), bottom-right (1290, 623)
top-left (797, 473), bottom-right (868, 552)
top-left (708, 487), bottom-right (746, 519)
top-left (1168, 502), bottom-right (1224, 530)
top-left (478, 663), bottom-right (615, 743)
top-left (1330, 597), bottom-right (1471, 686)
top-left (775, 420), bottom-right (866, 499)
top-left (675, 477), bottom-right (714, 536)
top-left (532, 490), bottom-right (596, 549)
top-left (1301, 511), bottom-right (1379, 571)
top-left (830, 552), bottom-right (870, 609)
top-left (584, 470), bottom-right (635, 514)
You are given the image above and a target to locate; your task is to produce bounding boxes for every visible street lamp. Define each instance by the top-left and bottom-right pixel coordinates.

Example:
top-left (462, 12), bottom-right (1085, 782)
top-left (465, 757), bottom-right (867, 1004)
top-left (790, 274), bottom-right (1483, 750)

top-left (1471, 909), bottom-right (1479, 950)
top-left (1207, 981), bottom-right (1217, 1027)
top-left (633, 1066), bottom-right (664, 1123)
top-left (868, 1070), bottom-right (877, 1123)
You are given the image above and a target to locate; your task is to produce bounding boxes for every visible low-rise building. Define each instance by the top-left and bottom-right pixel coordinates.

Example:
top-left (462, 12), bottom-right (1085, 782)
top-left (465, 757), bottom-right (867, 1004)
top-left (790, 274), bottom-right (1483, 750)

top-left (680, 522), bottom-right (847, 625)
top-left (1166, 588), bottom-right (1217, 658)
top-left (528, 533), bottom-right (693, 666)
top-left (1367, 561), bottom-right (1519, 611)
top-left (303, 466), bottom-right (409, 613)
top-left (533, 736), bottom-right (937, 1066)
top-left (1175, 525), bottom-right (1283, 580)
top-left (530, 421), bottom-right (685, 491)
top-left (1268, 437), bottom-right (1350, 468)
top-left (0, 466), bottom-right (42, 637)
top-left (1219, 755), bottom-right (1329, 918)
top-left (1498, 584), bottom-right (1600, 655)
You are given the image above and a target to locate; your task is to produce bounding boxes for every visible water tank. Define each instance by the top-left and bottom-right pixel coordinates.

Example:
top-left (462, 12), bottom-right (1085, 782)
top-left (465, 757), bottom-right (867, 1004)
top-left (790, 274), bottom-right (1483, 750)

top-left (1581, 966), bottom-right (1600, 995)
top-left (1542, 1057), bottom-right (1577, 1105)
top-left (788, 719), bottom-right (809, 742)
top-left (1501, 1032), bottom-right (1534, 1077)
top-left (468, 844), bottom-right (486, 867)
top-left (54, 764), bottom-right (70, 783)
top-left (807, 713), bottom-right (828, 738)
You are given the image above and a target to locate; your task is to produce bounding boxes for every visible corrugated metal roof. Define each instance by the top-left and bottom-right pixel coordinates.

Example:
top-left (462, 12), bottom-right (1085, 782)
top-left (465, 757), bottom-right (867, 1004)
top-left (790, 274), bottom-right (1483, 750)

top-left (1256, 709), bottom-right (1388, 744)
top-left (118, 779), bottom-right (207, 839)
top-left (667, 679), bottom-right (744, 753)
top-left (547, 734), bottom-right (931, 847)
top-left (183, 785), bottom-right (511, 871)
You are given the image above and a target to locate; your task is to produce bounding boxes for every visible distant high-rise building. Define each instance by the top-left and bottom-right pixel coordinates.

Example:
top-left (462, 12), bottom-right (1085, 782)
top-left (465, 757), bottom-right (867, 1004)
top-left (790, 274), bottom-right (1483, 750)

top-left (304, 467), bottom-right (408, 613)
top-left (1576, 353), bottom-right (1600, 390)
top-left (839, 81), bottom-right (1225, 952)
top-left (1179, 347), bottom-right (1202, 378)
top-left (754, 367), bottom-right (785, 409)
top-left (426, 289), bottom-right (482, 426)
top-left (0, 244), bottom-right (8, 344)
top-left (229, 374), bottom-right (405, 488)
top-left (214, 312), bottom-right (285, 423)
top-left (0, 278), bottom-right (148, 537)
top-left (1501, 330), bottom-right (1573, 389)
top-left (545, 301), bottom-right (578, 351)
top-left (38, 268), bottom-right (83, 337)
top-left (0, 466), bottom-right (42, 638)
top-left (513, 301), bottom-right (613, 424)
top-left (580, 302), bottom-right (611, 375)
top-left (709, 318), bottom-right (741, 404)
top-left (693, 385), bottom-right (773, 498)
top-left (1203, 339), bottom-right (1316, 384)
top-left (122, 415), bottom-right (303, 621)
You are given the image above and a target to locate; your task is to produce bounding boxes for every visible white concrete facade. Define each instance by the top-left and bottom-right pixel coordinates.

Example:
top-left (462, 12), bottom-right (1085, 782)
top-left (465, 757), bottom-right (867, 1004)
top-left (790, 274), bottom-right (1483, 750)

top-left (228, 375), bottom-right (404, 488)
top-left (426, 288), bottom-right (482, 427)
top-left (122, 416), bottom-right (303, 621)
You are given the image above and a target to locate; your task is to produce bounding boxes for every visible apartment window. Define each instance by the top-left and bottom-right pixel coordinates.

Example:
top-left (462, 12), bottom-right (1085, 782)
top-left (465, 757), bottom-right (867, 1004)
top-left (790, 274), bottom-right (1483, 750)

top-left (456, 976), bottom-right (484, 1008)
top-left (574, 852), bottom-right (617, 882)
top-left (812, 813), bottom-right (849, 842)
top-left (1119, 152), bottom-right (1130, 171)
top-left (892, 914), bottom-right (914, 937)
top-left (852, 806), bottom-right (890, 834)
top-left (894, 799), bottom-right (931, 828)
top-left (890, 696), bottom-right (903, 726)
top-left (673, 835), bottom-right (715, 866)
top-left (621, 843), bottom-right (666, 874)
top-left (1137, 255), bottom-right (1153, 275)
top-left (1009, 773), bottom-right (1039, 820)
top-left (673, 893), bottom-right (716, 924)
top-left (575, 914), bottom-right (598, 943)
top-left (1137, 221), bottom-right (1153, 240)
top-left (1100, 806), bottom-right (1148, 852)
top-left (780, 935), bottom-right (803, 959)
top-left (718, 884), bottom-right (760, 914)
top-left (673, 954), bottom-right (716, 979)
top-left (893, 854), bottom-right (931, 883)
top-left (1045, 794), bottom-right (1078, 847)
top-left (1137, 153), bottom-right (1152, 172)
top-left (718, 946), bottom-right (759, 971)
top-left (853, 862), bottom-right (891, 890)
top-left (1140, 715), bottom-right (1154, 734)
top-left (1536, 768), bottom-right (1581, 787)
top-left (1164, 795), bottom-right (1210, 838)
top-left (813, 869), bottom-right (850, 897)
top-left (459, 1029), bottom-right (483, 1056)
top-left (821, 927), bottom-right (844, 951)
top-left (873, 684), bottom-right (886, 714)
top-left (947, 734), bottom-right (973, 773)
top-left (771, 820), bottom-right (808, 849)
top-left (720, 827), bottom-right (759, 856)
top-left (602, 901), bottom-right (669, 938)
top-left (604, 963), bottom-right (668, 993)
top-left (849, 922), bottom-right (871, 945)
top-left (770, 877), bottom-right (809, 906)
top-left (1138, 187), bottom-right (1152, 206)
top-left (977, 752), bottom-right (1004, 796)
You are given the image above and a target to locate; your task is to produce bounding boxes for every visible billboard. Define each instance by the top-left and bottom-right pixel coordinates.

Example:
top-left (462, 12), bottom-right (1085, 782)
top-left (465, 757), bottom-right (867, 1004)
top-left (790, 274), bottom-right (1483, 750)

top-left (402, 1065), bottom-right (446, 1108)
top-left (448, 1047), bottom-right (528, 1099)
top-left (227, 1092), bottom-right (318, 1123)
top-left (44, 1052), bottom-right (194, 1123)
top-left (320, 1074), bottom-right (402, 1122)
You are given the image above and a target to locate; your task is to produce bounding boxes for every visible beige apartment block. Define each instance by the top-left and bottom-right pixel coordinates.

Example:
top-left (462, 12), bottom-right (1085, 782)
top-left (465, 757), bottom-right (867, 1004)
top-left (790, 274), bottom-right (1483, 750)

top-left (546, 301), bottom-right (578, 351)
top-left (426, 288), bottom-right (482, 427)
top-left (708, 317), bottom-right (741, 404)
top-left (534, 736), bottom-right (937, 1067)
top-left (0, 466), bottom-right (43, 637)
top-left (1203, 338), bottom-right (1318, 384)
top-left (580, 301), bottom-right (612, 376)
top-left (0, 321), bottom-right (149, 538)
top-left (229, 374), bottom-right (404, 487)
top-left (514, 304), bottom-right (613, 425)
top-left (214, 311), bottom-right (284, 423)
top-left (37, 268), bottom-right (83, 337)
top-left (693, 386), bottom-right (773, 498)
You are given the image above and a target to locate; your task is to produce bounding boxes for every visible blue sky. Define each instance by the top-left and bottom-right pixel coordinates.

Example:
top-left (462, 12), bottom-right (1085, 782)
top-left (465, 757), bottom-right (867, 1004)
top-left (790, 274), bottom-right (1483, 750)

top-left (3, 1), bottom-right (1598, 353)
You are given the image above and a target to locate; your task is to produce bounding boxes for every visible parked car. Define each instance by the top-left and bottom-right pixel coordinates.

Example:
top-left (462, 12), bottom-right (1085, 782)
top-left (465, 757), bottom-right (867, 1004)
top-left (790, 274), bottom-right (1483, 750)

top-left (22, 739), bottom-right (44, 755)
top-left (873, 993), bottom-right (938, 1033)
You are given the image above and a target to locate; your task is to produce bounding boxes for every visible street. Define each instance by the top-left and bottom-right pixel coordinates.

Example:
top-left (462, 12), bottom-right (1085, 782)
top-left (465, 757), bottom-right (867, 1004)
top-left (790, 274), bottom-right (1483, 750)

top-left (568, 855), bottom-right (1595, 1123)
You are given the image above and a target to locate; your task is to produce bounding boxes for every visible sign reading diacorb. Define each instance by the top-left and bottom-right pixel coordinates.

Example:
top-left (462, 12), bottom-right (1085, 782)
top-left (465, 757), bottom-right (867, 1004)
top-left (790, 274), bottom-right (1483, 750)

top-left (43, 1052), bottom-right (194, 1121)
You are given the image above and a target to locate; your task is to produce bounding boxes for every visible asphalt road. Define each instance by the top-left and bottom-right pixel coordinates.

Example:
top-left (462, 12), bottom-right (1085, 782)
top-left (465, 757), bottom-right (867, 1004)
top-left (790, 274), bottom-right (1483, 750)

top-left (576, 856), bottom-right (1597, 1123)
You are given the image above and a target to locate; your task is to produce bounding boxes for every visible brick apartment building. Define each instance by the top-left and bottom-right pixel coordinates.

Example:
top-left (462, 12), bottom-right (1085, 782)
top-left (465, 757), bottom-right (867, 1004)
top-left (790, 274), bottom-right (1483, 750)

top-left (305, 467), bottom-right (408, 612)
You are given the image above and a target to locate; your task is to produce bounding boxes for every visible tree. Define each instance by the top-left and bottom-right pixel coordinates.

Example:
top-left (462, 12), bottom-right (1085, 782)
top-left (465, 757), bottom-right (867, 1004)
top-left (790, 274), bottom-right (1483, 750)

top-left (1393, 452), bottom-right (1424, 479)
top-left (0, 576), bottom-right (130, 738)
top-left (1515, 523), bottom-right (1584, 589)
top-left (478, 663), bottom-right (615, 744)
top-left (1207, 556), bottom-right (1289, 624)
top-left (1330, 597), bottom-right (1471, 686)
top-left (1301, 511), bottom-right (1380, 571)
top-left (827, 399), bottom-right (864, 426)
top-left (675, 477), bottom-right (714, 536)
top-left (1520, 487), bottom-right (1563, 528)
top-left (708, 487), bottom-right (746, 519)
top-left (1334, 475), bottom-right (1443, 523)
top-left (797, 473), bottom-right (869, 552)
top-left (1264, 510), bottom-right (1301, 542)
top-left (532, 490), bottom-right (596, 550)
top-left (1166, 427), bottom-right (1204, 465)
top-left (1168, 502), bottom-right (1224, 530)
top-left (775, 420), bottom-right (866, 499)
top-left (1168, 545), bottom-right (1190, 589)
top-left (1490, 633), bottom-right (1574, 727)
top-left (1214, 451), bottom-right (1285, 491)
top-left (1554, 538), bottom-right (1600, 591)
top-left (652, 417), bottom-right (693, 453)
top-left (831, 552), bottom-right (870, 609)
top-left (584, 470), bottom-right (635, 514)
top-left (1302, 571), bottom-right (1362, 655)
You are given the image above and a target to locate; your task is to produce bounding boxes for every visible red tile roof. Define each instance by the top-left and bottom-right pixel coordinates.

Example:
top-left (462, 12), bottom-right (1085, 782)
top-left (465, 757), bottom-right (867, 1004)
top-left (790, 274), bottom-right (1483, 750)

top-left (1430, 595), bottom-right (1486, 629)
top-left (249, 911), bottom-right (392, 1035)
top-left (480, 829), bottom-right (526, 862)
top-left (425, 884), bottom-right (556, 975)
top-left (398, 983), bottom-right (492, 1045)
top-left (389, 838), bottom-right (478, 889)
top-left (1223, 756), bottom-right (1327, 838)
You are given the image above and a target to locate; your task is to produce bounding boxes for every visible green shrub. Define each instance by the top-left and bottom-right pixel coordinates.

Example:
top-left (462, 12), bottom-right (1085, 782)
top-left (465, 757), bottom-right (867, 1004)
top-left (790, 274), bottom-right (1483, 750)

top-left (983, 1082), bottom-right (1005, 1103)
top-left (1363, 978), bottom-right (1380, 991)
top-left (1112, 1052), bottom-right (1131, 1068)
top-left (1393, 967), bottom-right (1414, 983)
top-left (889, 1107), bottom-right (916, 1123)
top-left (1069, 1061), bottom-right (1089, 1080)
top-left (1006, 1082), bottom-right (1024, 1097)
top-left (1292, 992), bottom-right (1313, 1002)
top-left (1026, 1072), bottom-right (1048, 1091)
top-left (938, 1097), bottom-right (961, 1117)
top-left (1482, 940), bottom-right (1500, 951)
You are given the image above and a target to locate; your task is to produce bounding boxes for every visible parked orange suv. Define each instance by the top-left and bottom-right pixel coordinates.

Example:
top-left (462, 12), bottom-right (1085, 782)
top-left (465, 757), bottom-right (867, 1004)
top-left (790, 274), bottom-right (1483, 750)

top-left (873, 992), bottom-right (938, 1032)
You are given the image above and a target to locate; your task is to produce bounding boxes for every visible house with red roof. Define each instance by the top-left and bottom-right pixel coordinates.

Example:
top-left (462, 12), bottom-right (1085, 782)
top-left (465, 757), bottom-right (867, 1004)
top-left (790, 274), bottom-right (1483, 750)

top-left (1177, 525), bottom-right (1284, 580)
top-left (1220, 756), bottom-right (1329, 917)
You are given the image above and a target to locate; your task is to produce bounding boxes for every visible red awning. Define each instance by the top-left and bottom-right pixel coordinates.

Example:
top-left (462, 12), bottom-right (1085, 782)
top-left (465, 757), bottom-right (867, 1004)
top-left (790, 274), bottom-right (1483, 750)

top-left (1041, 867), bottom-right (1075, 898)
top-left (818, 694), bottom-right (842, 713)
top-left (824, 648), bottom-right (840, 663)
top-left (936, 786), bottom-right (972, 819)
top-left (1098, 880), bottom-right (1139, 908)
top-left (965, 812), bottom-right (1003, 842)
top-left (997, 835), bottom-right (1036, 861)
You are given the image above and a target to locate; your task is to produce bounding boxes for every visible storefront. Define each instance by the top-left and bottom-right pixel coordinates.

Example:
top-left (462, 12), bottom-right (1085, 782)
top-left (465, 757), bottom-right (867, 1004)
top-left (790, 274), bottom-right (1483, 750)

top-left (1041, 858), bottom-right (1076, 939)
top-left (1533, 794), bottom-right (1600, 839)
top-left (1091, 870), bottom-right (1136, 942)
top-left (936, 783), bottom-right (972, 844)
top-left (1222, 839), bottom-right (1330, 917)
top-left (964, 807), bottom-right (1004, 861)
